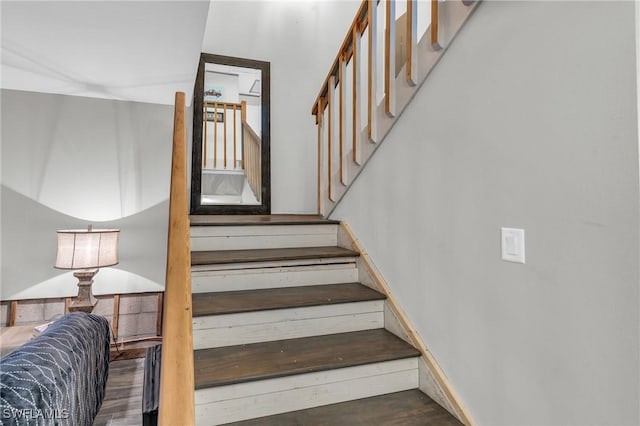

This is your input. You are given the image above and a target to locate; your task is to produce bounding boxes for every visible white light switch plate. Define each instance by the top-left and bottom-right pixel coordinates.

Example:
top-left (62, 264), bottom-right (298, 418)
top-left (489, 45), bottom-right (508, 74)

top-left (501, 228), bottom-right (525, 263)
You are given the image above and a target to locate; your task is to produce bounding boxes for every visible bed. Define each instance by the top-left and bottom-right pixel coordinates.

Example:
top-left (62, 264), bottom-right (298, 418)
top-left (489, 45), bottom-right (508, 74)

top-left (0, 312), bottom-right (110, 425)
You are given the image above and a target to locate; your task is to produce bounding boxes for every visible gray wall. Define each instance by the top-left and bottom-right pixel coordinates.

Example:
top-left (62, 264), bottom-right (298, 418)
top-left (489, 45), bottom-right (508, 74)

top-left (331, 2), bottom-right (640, 424)
top-left (1, 89), bottom-right (173, 299)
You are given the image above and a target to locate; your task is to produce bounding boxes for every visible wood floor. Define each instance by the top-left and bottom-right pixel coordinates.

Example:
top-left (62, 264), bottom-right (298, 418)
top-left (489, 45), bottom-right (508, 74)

top-left (227, 390), bottom-right (463, 426)
top-left (191, 246), bottom-right (359, 265)
top-left (192, 283), bottom-right (385, 316)
top-left (194, 329), bottom-right (420, 389)
top-left (94, 358), bottom-right (144, 426)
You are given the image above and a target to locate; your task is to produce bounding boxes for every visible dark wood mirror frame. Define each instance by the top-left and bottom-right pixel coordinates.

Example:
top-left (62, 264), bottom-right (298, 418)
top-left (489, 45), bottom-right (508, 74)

top-left (190, 53), bottom-right (271, 214)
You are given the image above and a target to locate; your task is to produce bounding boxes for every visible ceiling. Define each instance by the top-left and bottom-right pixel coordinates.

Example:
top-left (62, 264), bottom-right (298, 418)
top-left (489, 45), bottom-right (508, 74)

top-left (1, 0), bottom-right (211, 105)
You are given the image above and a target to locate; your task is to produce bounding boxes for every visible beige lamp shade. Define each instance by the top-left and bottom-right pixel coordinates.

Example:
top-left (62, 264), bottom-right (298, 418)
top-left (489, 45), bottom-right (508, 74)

top-left (55, 228), bottom-right (120, 270)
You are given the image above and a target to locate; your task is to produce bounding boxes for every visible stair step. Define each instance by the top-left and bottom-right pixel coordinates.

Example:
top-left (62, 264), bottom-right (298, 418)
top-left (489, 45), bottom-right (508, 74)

top-left (194, 329), bottom-right (419, 389)
top-left (192, 284), bottom-right (386, 349)
top-left (190, 214), bottom-right (340, 226)
top-left (225, 389), bottom-right (462, 426)
top-left (191, 246), bottom-right (359, 266)
top-left (195, 358), bottom-right (418, 425)
top-left (192, 283), bottom-right (385, 316)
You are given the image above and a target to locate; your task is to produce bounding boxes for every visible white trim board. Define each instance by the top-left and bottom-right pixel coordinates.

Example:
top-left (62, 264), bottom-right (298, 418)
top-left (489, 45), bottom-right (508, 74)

top-left (190, 257), bottom-right (357, 273)
top-left (193, 301), bottom-right (384, 349)
top-left (191, 263), bottom-right (358, 293)
top-left (190, 224), bottom-right (338, 251)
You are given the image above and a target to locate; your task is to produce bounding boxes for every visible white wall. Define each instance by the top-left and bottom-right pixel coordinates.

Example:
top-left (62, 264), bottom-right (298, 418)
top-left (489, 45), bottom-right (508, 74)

top-left (332, 1), bottom-right (640, 424)
top-left (1, 89), bottom-right (173, 299)
top-left (202, 0), bottom-right (362, 213)
top-left (1, 0), bottom-right (209, 106)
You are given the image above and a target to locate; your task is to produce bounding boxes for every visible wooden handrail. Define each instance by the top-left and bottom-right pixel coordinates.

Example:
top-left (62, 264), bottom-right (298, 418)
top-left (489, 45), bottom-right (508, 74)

top-left (204, 100), bottom-right (242, 109)
top-left (311, 0), bottom-right (444, 113)
top-left (158, 92), bottom-right (194, 426)
top-left (311, 0), bottom-right (456, 215)
top-left (311, 0), bottom-right (369, 117)
top-left (312, 0), bottom-right (443, 112)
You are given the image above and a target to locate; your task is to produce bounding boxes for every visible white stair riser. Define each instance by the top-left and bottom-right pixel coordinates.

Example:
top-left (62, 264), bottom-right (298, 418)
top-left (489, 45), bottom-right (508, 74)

top-left (191, 263), bottom-right (359, 293)
top-left (191, 224), bottom-right (338, 251)
top-left (191, 257), bottom-right (357, 273)
top-left (193, 301), bottom-right (384, 349)
top-left (195, 358), bottom-right (419, 425)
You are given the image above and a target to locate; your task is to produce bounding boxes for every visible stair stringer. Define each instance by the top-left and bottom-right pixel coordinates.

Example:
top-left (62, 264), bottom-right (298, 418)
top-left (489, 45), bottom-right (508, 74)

top-left (337, 222), bottom-right (475, 426)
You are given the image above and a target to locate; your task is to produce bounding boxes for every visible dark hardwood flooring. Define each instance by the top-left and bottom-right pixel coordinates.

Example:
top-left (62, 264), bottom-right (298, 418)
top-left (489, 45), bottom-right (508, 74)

top-left (225, 389), bottom-right (463, 426)
top-left (190, 214), bottom-right (340, 226)
top-left (192, 283), bottom-right (385, 317)
top-left (94, 358), bottom-right (144, 426)
top-left (191, 246), bottom-right (359, 265)
top-left (194, 329), bottom-right (420, 389)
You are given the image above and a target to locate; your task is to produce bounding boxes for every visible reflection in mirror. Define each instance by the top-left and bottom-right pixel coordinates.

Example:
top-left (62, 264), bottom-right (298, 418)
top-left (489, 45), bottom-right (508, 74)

top-left (191, 54), bottom-right (270, 215)
top-left (201, 63), bottom-right (261, 205)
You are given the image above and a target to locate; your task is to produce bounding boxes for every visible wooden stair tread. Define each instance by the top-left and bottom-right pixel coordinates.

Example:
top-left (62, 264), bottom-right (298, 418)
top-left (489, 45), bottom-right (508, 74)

top-left (225, 389), bottom-right (462, 426)
top-left (192, 283), bottom-right (385, 317)
top-left (190, 214), bottom-right (340, 226)
top-left (193, 329), bottom-right (420, 389)
top-left (191, 246), bottom-right (359, 265)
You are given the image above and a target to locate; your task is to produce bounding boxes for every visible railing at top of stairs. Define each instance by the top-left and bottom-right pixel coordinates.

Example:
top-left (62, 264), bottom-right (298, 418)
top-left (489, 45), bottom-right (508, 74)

top-left (312, 0), bottom-right (479, 216)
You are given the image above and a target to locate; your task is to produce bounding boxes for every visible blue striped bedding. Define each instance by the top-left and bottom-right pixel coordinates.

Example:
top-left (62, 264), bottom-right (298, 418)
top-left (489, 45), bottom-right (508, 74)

top-left (0, 313), bottom-right (110, 425)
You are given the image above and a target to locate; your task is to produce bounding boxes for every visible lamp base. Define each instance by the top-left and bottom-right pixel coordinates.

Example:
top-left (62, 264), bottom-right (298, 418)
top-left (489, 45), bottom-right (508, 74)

top-left (69, 269), bottom-right (98, 313)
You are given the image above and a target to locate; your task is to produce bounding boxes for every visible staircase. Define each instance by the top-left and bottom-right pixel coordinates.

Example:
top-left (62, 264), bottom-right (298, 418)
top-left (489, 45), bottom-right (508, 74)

top-left (312, 0), bottom-right (479, 216)
top-left (189, 215), bottom-right (462, 425)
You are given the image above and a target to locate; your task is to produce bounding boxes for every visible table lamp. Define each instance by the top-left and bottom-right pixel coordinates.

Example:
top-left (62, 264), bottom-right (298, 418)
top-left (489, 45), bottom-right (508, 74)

top-left (55, 225), bottom-right (120, 313)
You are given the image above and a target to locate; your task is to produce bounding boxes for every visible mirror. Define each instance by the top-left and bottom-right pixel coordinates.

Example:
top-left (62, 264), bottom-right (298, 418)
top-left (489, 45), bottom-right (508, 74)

top-left (190, 53), bottom-right (270, 214)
